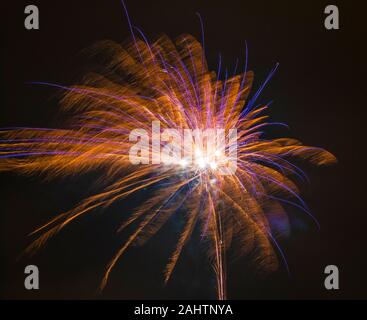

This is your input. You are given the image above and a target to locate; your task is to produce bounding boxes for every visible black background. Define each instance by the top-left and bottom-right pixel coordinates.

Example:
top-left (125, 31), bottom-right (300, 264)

top-left (1, 0), bottom-right (365, 299)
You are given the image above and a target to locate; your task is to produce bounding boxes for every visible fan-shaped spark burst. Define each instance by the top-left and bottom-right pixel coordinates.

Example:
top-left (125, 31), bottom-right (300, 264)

top-left (0, 26), bottom-right (335, 299)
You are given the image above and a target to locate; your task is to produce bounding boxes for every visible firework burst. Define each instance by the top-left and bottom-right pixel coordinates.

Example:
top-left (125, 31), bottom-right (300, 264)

top-left (0, 9), bottom-right (336, 299)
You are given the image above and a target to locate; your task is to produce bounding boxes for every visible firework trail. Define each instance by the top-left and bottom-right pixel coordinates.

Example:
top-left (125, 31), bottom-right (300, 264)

top-left (0, 4), bottom-right (335, 299)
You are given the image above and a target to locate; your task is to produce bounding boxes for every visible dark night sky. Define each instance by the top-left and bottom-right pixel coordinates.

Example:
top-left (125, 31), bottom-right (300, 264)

top-left (1, 0), bottom-right (365, 299)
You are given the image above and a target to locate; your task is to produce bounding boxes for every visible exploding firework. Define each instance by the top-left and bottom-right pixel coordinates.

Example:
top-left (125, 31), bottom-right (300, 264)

top-left (0, 7), bottom-right (335, 299)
